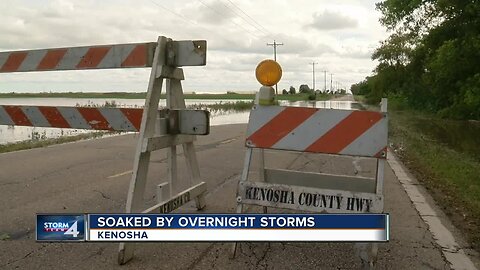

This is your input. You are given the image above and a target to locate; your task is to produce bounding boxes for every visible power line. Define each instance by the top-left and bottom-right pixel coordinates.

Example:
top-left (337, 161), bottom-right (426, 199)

top-left (216, 0), bottom-right (269, 37)
top-left (223, 0), bottom-right (272, 37)
top-left (147, 0), bottom-right (219, 38)
top-left (148, 0), bottom-right (256, 53)
top-left (196, 0), bottom-right (263, 39)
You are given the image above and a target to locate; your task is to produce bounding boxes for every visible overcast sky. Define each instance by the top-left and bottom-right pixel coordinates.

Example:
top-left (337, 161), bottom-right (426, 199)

top-left (0, 0), bottom-right (388, 93)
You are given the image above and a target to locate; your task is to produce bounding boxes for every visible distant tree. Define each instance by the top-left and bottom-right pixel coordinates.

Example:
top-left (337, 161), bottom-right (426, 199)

top-left (307, 93), bottom-right (316, 100)
top-left (282, 89), bottom-right (288, 95)
top-left (289, 86), bottom-right (296, 94)
top-left (350, 79), bottom-right (371, 96)
top-left (299, 84), bottom-right (311, 93)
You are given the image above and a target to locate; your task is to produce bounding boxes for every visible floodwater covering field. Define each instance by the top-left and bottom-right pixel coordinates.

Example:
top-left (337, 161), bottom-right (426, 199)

top-left (0, 98), bottom-right (357, 144)
top-left (410, 117), bottom-right (480, 161)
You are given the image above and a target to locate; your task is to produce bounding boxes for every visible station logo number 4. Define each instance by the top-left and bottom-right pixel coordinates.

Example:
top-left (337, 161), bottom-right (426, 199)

top-left (64, 221), bottom-right (79, 238)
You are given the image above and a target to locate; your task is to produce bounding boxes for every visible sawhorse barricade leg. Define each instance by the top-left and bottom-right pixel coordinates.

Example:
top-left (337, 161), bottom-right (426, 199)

top-left (118, 37), bottom-right (206, 265)
top-left (230, 147), bottom-right (268, 257)
top-left (230, 148), bottom-right (253, 258)
top-left (166, 78), bottom-right (206, 209)
top-left (355, 98), bottom-right (388, 269)
top-left (258, 149), bottom-right (268, 214)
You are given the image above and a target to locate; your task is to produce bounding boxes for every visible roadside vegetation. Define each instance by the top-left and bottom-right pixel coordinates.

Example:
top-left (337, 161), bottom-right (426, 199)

top-left (0, 132), bottom-right (108, 154)
top-left (188, 101), bottom-right (254, 112)
top-left (388, 108), bottom-right (480, 251)
top-left (351, 0), bottom-right (480, 120)
top-left (350, 0), bottom-right (480, 251)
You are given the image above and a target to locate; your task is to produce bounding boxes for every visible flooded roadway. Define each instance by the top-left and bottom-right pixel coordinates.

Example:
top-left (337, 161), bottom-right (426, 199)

top-left (0, 97), bottom-right (359, 144)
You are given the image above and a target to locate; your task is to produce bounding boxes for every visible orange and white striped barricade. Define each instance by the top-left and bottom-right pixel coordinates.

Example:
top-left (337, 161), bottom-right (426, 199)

top-left (231, 98), bottom-right (388, 268)
top-left (0, 36), bottom-right (209, 264)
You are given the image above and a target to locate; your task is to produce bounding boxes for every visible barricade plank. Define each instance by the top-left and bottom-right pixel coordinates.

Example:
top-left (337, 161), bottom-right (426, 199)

top-left (246, 106), bottom-right (388, 158)
top-left (0, 43), bottom-right (155, 72)
top-left (0, 40), bottom-right (207, 73)
top-left (238, 181), bottom-right (384, 214)
top-left (0, 105), bottom-right (142, 131)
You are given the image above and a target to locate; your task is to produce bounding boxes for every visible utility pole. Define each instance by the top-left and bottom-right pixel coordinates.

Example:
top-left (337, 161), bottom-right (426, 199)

top-left (309, 62), bottom-right (318, 93)
top-left (330, 73), bottom-right (334, 93)
top-left (324, 70), bottom-right (327, 92)
top-left (267, 40), bottom-right (283, 95)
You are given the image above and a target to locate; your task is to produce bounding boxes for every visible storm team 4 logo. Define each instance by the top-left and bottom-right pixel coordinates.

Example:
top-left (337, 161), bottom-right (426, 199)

top-left (37, 215), bottom-right (85, 241)
top-left (43, 221), bottom-right (80, 237)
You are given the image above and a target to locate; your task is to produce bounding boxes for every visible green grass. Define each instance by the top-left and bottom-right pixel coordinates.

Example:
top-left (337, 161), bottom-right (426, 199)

top-left (389, 110), bottom-right (480, 251)
top-left (0, 132), bottom-right (109, 153)
top-left (353, 95), bottom-right (366, 103)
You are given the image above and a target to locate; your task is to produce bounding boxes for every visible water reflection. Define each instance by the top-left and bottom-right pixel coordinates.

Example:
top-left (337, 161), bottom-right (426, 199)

top-left (280, 100), bottom-right (357, 110)
top-left (411, 117), bottom-right (480, 161)
top-left (0, 98), bottom-right (357, 144)
top-left (0, 98), bottom-right (251, 108)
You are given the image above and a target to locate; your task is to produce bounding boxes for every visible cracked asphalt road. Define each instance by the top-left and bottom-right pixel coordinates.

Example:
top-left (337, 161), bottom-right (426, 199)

top-left (0, 124), bottom-right (476, 269)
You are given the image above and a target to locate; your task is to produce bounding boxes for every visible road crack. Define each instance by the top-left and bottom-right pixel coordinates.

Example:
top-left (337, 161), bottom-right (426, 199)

top-left (93, 190), bottom-right (112, 201)
top-left (184, 243), bottom-right (216, 270)
top-left (0, 244), bottom-right (46, 268)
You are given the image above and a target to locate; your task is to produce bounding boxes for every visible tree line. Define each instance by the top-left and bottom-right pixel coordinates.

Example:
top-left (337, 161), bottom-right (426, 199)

top-left (351, 0), bottom-right (480, 120)
top-left (282, 85), bottom-right (346, 95)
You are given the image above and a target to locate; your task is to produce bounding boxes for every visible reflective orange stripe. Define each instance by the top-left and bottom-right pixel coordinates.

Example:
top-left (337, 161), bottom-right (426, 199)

top-left (306, 111), bottom-right (382, 153)
top-left (38, 106), bottom-right (71, 128)
top-left (120, 108), bottom-right (143, 130)
top-left (76, 47), bottom-right (111, 68)
top-left (0, 52), bottom-right (27, 72)
top-left (37, 49), bottom-right (68, 70)
top-left (3, 106), bottom-right (32, 126)
top-left (247, 107), bottom-right (316, 148)
top-left (121, 44), bottom-right (147, 67)
top-left (77, 107), bottom-right (112, 130)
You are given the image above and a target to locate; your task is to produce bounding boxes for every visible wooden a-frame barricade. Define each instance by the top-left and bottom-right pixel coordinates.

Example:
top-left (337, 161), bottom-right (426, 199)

top-left (117, 36), bottom-right (208, 264)
top-left (0, 36), bottom-right (209, 265)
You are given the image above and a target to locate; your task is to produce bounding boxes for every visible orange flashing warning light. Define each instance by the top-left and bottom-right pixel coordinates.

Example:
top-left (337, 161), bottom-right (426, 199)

top-left (255, 59), bottom-right (282, 86)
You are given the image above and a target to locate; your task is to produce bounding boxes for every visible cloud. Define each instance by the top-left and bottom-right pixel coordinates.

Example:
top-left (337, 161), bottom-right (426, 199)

top-left (309, 10), bottom-right (358, 31)
top-left (193, 0), bottom-right (235, 25)
top-left (182, 0), bottom-right (259, 29)
top-left (338, 48), bottom-right (373, 59)
top-left (0, 0), bottom-right (386, 92)
top-left (208, 33), bottom-right (334, 58)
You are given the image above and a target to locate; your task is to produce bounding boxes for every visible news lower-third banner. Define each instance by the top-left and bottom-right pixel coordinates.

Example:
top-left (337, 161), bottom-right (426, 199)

top-left (36, 214), bottom-right (389, 242)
